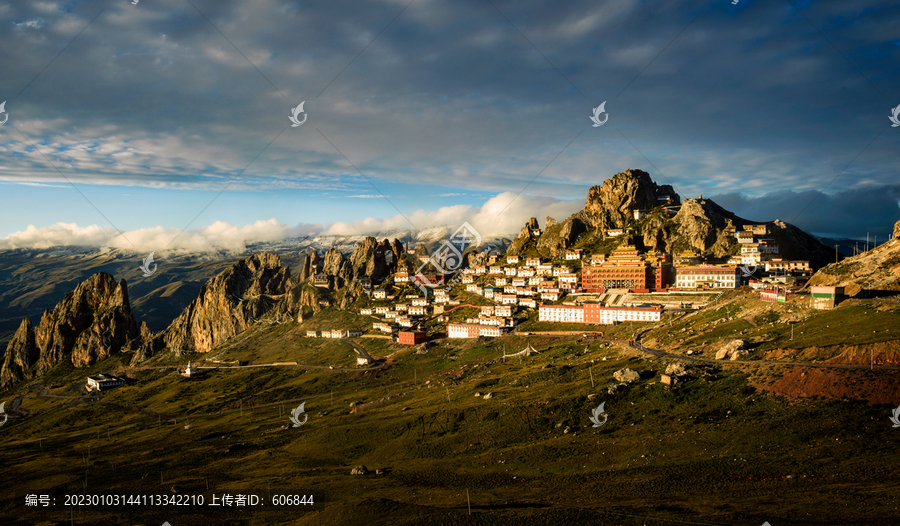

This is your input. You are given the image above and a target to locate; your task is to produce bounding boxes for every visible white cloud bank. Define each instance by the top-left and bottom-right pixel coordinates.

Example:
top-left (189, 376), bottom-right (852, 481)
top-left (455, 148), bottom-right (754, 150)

top-left (0, 193), bottom-right (583, 251)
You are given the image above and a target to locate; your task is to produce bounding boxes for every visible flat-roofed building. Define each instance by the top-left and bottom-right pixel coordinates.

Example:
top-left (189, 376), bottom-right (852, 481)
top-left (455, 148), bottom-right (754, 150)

top-left (398, 331), bottom-right (427, 345)
top-left (448, 323), bottom-right (502, 338)
top-left (538, 304), bottom-right (584, 323)
top-left (810, 286), bottom-right (844, 310)
top-left (674, 266), bottom-right (739, 289)
top-left (86, 373), bottom-right (126, 391)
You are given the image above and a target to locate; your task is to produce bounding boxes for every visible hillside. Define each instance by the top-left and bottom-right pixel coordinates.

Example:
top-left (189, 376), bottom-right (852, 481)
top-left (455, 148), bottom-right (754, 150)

top-left (806, 218), bottom-right (900, 295)
top-left (2, 300), bottom-right (899, 525)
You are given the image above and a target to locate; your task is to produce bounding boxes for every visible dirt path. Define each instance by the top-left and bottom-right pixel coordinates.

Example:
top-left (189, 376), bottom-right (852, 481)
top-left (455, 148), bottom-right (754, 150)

top-left (632, 333), bottom-right (900, 370)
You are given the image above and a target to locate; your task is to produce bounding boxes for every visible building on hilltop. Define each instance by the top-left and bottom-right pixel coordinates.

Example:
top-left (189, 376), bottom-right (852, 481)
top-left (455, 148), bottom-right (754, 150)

top-left (810, 286), bottom-right (844, 310)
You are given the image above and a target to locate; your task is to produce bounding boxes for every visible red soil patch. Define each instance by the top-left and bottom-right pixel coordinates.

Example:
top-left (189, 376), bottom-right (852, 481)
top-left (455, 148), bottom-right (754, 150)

top-left (753, 366), bottom-right (900, 404)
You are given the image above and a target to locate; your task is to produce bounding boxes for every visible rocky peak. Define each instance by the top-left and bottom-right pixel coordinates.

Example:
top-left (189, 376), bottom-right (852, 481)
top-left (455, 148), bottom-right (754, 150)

top-left (518, 218), bottom-right (540, 239)
top-left (545, 216), bottom-right (558, 229)
top-left (580, 169), bottom-right (679, 230)
top-left (322, 248), bottom-right (344, 277)
top-left (0, 272), bottom-right (142, 382)
top-left (0, 317), bottom-right (38, 388)
top-left (894, 218), bottom-right (900, 241)
top-left (161, 252), bottom-right (290, 355)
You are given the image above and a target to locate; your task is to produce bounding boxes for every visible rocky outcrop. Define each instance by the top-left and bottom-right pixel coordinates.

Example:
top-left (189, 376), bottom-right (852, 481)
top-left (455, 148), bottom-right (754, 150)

top-left (546, 216), bottom-right (558, 229)
top-left (807, 217), bottom-right (900, 294)
top-left (346, 237), bottom-right (393, 283)
top-left (299, 250), bottom-right (320, 282)
top-left (0, 272), bottom-right (140, 386)
top-left (37, 273), bottom-right (139, 374)
top-left (578, 169), bottom-right (679, 230)
top-left (715, 339), bottom-right (748, 360)
top-left (613, 368), bottom-right (642, 383)
top-left (504, 168), bottom-right (833, 266)
top-left (322, 248), bottom-right (344, 277)
top-left (0, 318), bottom-right (38, 388)
top-left (162, 253), bottom-right (290, 354)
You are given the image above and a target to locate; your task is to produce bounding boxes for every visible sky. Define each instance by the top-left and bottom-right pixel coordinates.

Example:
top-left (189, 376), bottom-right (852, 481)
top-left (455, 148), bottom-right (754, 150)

top-left (0, 0), bottom-right (898, 253)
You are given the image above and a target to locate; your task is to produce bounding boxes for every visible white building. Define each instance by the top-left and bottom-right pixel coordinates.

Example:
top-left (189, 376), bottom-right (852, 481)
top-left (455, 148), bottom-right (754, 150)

top-left (448, 323), bottom-right (502, 338)
top-left (553, 267), bottom-right (574, 277)
top-left (495, 305), bottom-right (514, 317)
top-left (408, 305), bottom-right (428, 316)
top-left (506, 256), bottom-right (520, 264)
top-left (504, 267), bottom-right (518, 276)
top-left (359, 309), bottom-right (373, 316)
top-left (538, 305), bottom-right (584, 323)
top-left (674, 266), bottom-right (739, 289)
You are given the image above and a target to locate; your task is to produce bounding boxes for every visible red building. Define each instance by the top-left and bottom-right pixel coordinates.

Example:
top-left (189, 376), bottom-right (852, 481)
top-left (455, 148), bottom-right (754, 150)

top-left (398, 331), bottom-right (427, 345)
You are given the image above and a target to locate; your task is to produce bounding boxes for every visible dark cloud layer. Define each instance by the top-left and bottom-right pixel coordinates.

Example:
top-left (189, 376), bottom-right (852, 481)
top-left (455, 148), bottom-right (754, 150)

top-left (0, 0), bottom-right (898, 242)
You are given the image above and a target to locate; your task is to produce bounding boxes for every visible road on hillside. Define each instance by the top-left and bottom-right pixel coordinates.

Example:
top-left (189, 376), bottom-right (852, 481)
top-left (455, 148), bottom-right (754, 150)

top-left (632, 333), bottom-right (900, 370)
top-left (342, 338), bottom-right (375, 361)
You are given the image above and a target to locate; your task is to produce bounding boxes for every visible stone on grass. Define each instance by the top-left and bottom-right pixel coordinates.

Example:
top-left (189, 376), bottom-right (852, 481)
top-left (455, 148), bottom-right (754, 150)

top-left (613, 368), bottom-right (641, 383)
top-left (350, 465), bottom-right (369, 475)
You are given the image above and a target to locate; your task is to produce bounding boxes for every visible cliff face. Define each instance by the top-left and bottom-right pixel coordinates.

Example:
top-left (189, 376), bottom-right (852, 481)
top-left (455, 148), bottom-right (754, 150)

top-left (162, 253), bottom-right (290, 354)
top-left (0, 318), bottom-right (38, 388)
top-left (0, 272), bottom-right (140, 388)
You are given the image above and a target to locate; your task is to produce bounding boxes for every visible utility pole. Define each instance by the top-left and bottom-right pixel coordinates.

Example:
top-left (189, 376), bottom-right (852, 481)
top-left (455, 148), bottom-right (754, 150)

top-left (834, 244), bottom-right (839, 264)
top-left (867, 233), bottom-right (869, 252)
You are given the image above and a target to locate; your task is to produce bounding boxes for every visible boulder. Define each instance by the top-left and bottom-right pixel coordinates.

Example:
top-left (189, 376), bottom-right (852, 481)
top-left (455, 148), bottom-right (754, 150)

top-left (613, 368), bottom-right (641, 383)
top-left (483, 392), bottom-right (494, 400)
top-left (350, 465), bottom-right (369, 475)
top-left (665, 362), bottom-right (686, 375)
top-left (608, 383), bottom-right (627, 394)
top-left (730, 349), bottom-right (749, 361)
top-left (716, 339), bottom-right (748, 360)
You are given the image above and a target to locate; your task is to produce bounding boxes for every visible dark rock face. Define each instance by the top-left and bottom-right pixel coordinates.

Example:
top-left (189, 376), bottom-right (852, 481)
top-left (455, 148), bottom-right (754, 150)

top-left (37, 273), bottom-right (139, 373)
top-left (0, 318), bottom-right (38, 388)
top-left (162, 253), bottom-right (290, 354)
top-left (0, 272), bottom-right (140, 387)
top-left (322, 249), bottom-right (344, 278)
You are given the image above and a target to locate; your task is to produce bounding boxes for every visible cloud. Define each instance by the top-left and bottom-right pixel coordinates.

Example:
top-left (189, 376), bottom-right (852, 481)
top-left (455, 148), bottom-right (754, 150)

top-left (0, 220), bottom-right (324, 252)
top-left (0, 191), bottom-right (584, 251)
top-left (323, 192), bottom-right (583, 238)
